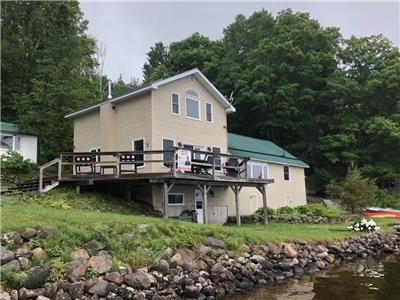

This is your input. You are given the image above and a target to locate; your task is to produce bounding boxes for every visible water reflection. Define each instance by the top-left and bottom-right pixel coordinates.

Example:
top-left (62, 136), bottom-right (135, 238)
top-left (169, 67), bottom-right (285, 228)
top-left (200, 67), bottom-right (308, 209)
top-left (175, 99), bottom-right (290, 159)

top-left (233, 256), bottom-right (400, 300)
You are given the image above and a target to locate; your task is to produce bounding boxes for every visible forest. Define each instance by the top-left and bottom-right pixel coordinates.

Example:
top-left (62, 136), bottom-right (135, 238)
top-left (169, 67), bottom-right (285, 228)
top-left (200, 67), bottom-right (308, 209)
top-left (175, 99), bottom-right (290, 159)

top-left (2, 1), bottom-right (399, 197)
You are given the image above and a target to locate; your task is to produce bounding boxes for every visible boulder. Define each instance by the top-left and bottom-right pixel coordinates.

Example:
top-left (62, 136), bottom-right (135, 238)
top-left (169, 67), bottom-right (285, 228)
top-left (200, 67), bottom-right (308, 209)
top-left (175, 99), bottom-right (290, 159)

top-left (37, 226), bottom-right (54, 239)
top-left (23, 266), bottom-right (50, 289)
top-left (316, 245), bottom-right (329, 253)
top-left (89, 254), bottom-right (112, 274)
top-left (0, 291), bottom-right (10, 300)
top-left (88, 280), bottom-right (110, 296)
top-left (44, 282), bottom-right (58, 298)
top-left (169, 248), bottom-right (196, 270)
top-left (266, 243), bottom-right (281, 256)
top-left (1, 232), bottom-right (23, 246)
top-left (104, 272), bottom-right (124, 285)
top-left (68, 282), bottom-right (84, 299)
top-left (151, 259), bottom-right (169, 273)
top-left (183, 285), bottom-right (201, 298)
top-left (65, 259), bottom-right (87, 282)
top-left (15, 245), bottom-right (31, 259)
top-left (20, 228), bottom-right (37, 240)
top-left (71, 248), bottom-right (90, 261)
top-left (18, 288), bottom-right (45, 299)
top-left (315, 260), bottom-right (326, 269)
top-left (32, 247), bottom-right (46, 259)
top-left (37, 296), bottom-right (51, 300)
top-left (83, 240), bottom-right (104, 252)
top-left (2, 259), bottom-right (21, 272)
top-left (282, 243), bottom-right (298, 258)
top-left (206, 237), bottom-right (224, 249)
top-left (54, 290), bottom-right (72, 300)
top-left (84, 278), bottom-right (99, 292)
top-left (198, 245), bottom-right (212, 256)
top-left (1, 249), bottom-right (15, 265)
top-left (123, 270), bottom-right (153, 289)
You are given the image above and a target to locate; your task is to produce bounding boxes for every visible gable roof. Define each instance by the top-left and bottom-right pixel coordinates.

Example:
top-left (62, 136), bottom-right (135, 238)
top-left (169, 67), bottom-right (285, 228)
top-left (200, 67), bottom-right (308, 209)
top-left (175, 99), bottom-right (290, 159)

top-left (227, 133), bottom-right (309, 168)
top-left (65, 69), bottom-right (235, 118)
top-left (0, 122), bottom-right (20, 134)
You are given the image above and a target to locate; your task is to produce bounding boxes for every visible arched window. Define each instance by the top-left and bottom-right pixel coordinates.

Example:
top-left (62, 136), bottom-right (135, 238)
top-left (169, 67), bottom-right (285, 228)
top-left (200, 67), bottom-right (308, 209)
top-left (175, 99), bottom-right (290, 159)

top-left (185, 90), bottom-right (200, 120)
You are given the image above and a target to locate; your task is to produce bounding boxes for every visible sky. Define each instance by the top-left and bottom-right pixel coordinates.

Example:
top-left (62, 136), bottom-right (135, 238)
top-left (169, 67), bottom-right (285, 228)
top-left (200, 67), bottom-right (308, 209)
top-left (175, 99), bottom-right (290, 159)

top-left (80, 1), bottom-right (400, 82)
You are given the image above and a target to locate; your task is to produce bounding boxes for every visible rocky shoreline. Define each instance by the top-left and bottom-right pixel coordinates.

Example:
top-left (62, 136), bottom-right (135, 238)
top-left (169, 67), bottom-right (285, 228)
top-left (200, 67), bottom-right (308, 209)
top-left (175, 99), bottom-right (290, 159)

top-left (1, 227), bottom-right (400, 300)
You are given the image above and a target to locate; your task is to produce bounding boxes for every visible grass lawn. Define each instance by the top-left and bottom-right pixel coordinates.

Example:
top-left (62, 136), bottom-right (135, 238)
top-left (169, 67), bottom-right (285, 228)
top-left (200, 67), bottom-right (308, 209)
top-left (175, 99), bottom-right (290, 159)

top-left (1, 188), bottom-right (397, 267)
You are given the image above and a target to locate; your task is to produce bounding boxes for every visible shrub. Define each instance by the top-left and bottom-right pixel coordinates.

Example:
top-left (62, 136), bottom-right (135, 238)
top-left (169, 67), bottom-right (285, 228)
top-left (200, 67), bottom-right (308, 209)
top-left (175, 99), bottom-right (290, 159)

top-left (326, 164), bottom-right (378, 213)
top-left (0, 268), bottom-right (28, 289)
top-left (0, 150), bottom-right (35, 174)
top-left (254, 207), bottom-right (275, 216)
top-left (347, 218), bottom-right (379, 232)
top-left (48, 258), bottom-right (66, 282)
top-left (276, 206), bottom-right (295, 215)
top-left (375, 189), bottom-right (400, 209)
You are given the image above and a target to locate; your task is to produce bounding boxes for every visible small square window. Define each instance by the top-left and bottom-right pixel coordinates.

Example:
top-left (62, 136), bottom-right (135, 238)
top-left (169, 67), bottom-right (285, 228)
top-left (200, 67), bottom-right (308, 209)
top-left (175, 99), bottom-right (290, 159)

top-left (171, 93), bottom-right (179, 115)
top-left (168, 194), bottom-right (184, 205)
top-left (283, 166), bottom-right (290, 181)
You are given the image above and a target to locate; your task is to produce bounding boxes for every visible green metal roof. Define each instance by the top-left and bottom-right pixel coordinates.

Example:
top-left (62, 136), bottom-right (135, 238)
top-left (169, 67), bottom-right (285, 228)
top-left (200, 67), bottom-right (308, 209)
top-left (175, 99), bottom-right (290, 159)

top-left (228, 133), bottom-right (309, 168)
top-left (0, 122), bottom-right (19, 134)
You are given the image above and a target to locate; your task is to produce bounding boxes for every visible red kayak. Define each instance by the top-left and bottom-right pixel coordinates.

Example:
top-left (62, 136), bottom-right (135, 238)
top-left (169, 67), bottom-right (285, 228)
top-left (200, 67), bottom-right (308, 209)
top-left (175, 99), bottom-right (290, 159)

top-left (363, 207), bottom-right (400, 219)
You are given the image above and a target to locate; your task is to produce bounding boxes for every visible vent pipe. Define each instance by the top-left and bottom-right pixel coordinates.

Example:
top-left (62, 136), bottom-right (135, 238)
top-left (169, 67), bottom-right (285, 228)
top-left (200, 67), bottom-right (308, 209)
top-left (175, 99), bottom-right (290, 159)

top-left (107, 79), bottom-right (112, 99)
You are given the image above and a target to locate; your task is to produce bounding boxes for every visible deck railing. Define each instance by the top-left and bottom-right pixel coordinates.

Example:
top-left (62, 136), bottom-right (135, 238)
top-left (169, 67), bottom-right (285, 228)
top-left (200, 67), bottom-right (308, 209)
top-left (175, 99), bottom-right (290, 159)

top-left (57, 148), bottom-right (251, 181)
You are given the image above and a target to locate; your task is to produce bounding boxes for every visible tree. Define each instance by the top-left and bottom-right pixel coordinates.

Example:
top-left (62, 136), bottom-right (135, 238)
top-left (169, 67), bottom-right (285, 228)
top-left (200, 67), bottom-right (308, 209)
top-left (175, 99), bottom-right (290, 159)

top-left (1, 1), bottom-right (100, 162)
top-left (326, 164), bottom-right (378, 213)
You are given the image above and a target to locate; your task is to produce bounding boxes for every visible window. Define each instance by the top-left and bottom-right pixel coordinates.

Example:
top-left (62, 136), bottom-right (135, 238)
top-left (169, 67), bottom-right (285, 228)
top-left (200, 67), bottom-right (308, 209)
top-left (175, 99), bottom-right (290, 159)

top-left (247, 161), bottom-right (269, 179)
top-left (14, 137), bottom-right (21, 151)
top-left (168, 194), bottom-right (184, 205)
top-left (185, 90), bottom-right (200, 120)
top-left (212, 147), bottom-right (222, 171)
top-left (133, 139), bottom-right (144, 167)
top-left (171, 93), bottom-right (180, 115)
top-left (162, 138), bottom-right (174, 167)
top-left (283, 165), bottom-right (290, 181)
top-left (0, 135), bottom-right (13, 150)
top-left (90, 147), bottom-right (101, 162)
top-left (205, 102), bottom-right (213, 123)
top-left (193, 145), bottom-right (204, 160)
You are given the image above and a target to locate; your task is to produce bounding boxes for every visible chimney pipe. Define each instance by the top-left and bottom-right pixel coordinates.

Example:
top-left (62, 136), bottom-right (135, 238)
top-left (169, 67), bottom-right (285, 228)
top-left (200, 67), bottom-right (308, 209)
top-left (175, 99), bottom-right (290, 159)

top-left (108, 79), bottom-right (112, 99)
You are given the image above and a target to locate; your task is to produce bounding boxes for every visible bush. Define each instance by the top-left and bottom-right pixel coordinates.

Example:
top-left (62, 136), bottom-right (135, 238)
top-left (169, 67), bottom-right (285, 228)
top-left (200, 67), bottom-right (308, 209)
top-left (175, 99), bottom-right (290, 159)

top-left (375, 189), bottom-right (400, 209)
top-left (254, 207), bottom-right (275, 216)
top-left (294, 204), bottom-right (344, 217)
top-left (0, 150), bottom-right (35, 174)
top-left (347, 218), bottom-right (380, 232)
top-left (48, 258), bottom-right (66, 282)
top-left (0, 268), bottom-right (28, 289)
top-left (276, 206), bottom-right (295, 215)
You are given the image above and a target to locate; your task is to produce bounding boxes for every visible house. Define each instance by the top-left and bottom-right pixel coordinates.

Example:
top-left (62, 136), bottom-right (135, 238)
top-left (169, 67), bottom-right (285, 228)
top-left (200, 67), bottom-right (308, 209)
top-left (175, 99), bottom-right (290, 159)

top-left (0, 122), bottom-right (38, 163)
top-left (59, 69), bottom-right (308, 224)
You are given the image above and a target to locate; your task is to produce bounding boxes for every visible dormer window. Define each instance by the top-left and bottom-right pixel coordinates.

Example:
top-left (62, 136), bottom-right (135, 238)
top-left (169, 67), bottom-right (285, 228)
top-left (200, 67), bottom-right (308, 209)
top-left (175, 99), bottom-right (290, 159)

top-left (185, 90), bottom-right (200, 120)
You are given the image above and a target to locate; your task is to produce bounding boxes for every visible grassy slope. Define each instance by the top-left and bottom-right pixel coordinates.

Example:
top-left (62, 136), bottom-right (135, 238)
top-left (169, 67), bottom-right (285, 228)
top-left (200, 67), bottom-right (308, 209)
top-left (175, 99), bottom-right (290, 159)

top-left (1, 188), bottom-right (397, 267)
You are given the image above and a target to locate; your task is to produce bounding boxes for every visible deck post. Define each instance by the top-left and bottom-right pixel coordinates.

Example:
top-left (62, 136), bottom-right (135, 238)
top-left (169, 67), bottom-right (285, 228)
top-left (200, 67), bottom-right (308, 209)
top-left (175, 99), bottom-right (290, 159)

top-left (75, 184), bottom-right (80, 195)
top-left (230, 186), bottom-right (241, 226)
top-left (262, 185), bottom-right (268, 224)
top-left (58, 156), bottom-right (62, 180)
top-left (212, 154), bottom-right (216, 180)
top-left (203, 184), bottom-right (208, 224)
top-left (163, 182), bottom-right (168, 218)
top-left (172, 149), bottom-right (177, 176)
top-left (39, 167), bottom-right (44, 193)
top-left (125, 183), bottom-right (131, 201)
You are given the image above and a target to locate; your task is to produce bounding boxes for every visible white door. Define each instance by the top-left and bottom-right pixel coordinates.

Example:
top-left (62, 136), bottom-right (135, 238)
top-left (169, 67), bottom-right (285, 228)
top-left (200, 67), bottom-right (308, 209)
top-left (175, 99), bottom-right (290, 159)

top-left (195, 189), bottom-right (204, 224)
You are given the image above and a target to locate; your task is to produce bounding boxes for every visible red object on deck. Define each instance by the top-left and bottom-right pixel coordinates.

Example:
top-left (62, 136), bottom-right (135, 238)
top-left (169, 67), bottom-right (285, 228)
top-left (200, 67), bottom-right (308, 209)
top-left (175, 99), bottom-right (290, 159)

top-left (363, 211), bottom-right (400, 219)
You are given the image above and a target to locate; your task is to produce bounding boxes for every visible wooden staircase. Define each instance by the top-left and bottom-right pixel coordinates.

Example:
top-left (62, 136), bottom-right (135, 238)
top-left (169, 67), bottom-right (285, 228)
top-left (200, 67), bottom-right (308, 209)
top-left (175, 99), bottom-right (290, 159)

top-left (1, 176), bottom-right (59, 195)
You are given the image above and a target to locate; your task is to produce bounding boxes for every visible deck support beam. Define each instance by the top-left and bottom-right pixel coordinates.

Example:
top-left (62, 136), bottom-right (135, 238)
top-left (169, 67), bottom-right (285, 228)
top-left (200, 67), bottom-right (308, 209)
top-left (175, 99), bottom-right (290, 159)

top-left (256, 185), bottom-right (269, 224)
top-left (162, 182), bottom-right (175, 218)
top-left (230, 186), bottom-right (242, 226)
top-left (75, 184), bottom-right (80, 195)
top-left (197, 184), bottom-right (211, 224)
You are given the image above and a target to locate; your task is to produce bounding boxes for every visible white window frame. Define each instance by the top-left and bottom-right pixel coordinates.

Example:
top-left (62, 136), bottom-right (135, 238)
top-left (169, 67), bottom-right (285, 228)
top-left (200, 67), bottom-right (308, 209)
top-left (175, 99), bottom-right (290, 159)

top-left (132, 138), bottom-right (145, 169)
top-left (0, 134), bottom-right (14, 150)
top-left (161, 137), bottom-right (175, 168)
top-left (205, 101), bottom-right (213, 123)
top-left (247, 161), bottom-right (269, 179)
top-left (185, 90), bottom-right (201, 121)
top-left (171, 92), bottom-right (180, 116)
top-left (14, 136), bottom-right (21, 151)
top-left (283, 165), bottom-right (291, 182)
top-left (167, 193), bottom-right (185, 206)
top-left (211, 146), bottom-right (222, 172)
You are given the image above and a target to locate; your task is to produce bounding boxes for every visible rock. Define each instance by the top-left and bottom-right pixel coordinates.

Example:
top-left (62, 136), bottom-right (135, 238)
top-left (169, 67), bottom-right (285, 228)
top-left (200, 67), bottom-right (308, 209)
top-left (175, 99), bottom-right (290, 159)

top-left (15, 245), bottom-right (31, 259)
top-left (326, 255), bottom-right (335, 264)
top-left (84, 278), bottom-right (99, 292)
top-left (18, 288), bottom-right (45, 299)
top-left (123, 270), bottom-right (153, 289)
top-left (89, 254), bottom-right (112, 274)
top-left (18, 257), bottom-right (32, 269)
top-left (32, 247), bottom-right (46, 259)
top-left (316, 260), bottom-right (326, 269)
top-left (1, 249), bottom-right (15, 265)
top-left (54, 290), bottom-right (72, 300)
top-left (282, 243), bottom-right (298, 258)
top-left (0, 291), bottom-right (10, 300)
top-left (169, 248), bottom-right (195, 269)
top-left (206, 237), bottom-right (224, 249)
top-left (44, 282), bottom-right (58, 298)
top-left (250, 255), bottom-right (267, 264)
top-left (294, 265), bottom-right (304, 275)
top-left (2, 259), bottom-right (21, 272)
top-left (23, 266), bottom-right (50, 289)
top-left (83, 240), bottom-right (104, 252)
top-left (68, 282), bottom-right (84, 299)
top-left (20, 228), bottom-right (37, 240)
top-left (137, 224), bottom-right (149, 233)
top-left (266, 242), bottom-right (281, 256)
top-left (37, 296), bottom-right (50, 300)
top-left (88, 280), bottom-right (110, 296)
top-left (183, 285), bottom-right (201, 298)
top-left (1, 232), bottom-right (23, 246)
top-left (37, 226), bottom-right (54, 239)
top-left (198, 245), bottom-right (212, 256)
top-left (202, 285), bottom-right (215, 297)
top-left (65, 259), bottom-right (87, 282)
top-left (57, 279), bottom-right (70, 290)
top-left (316, 245), bottom-right (329, 253)
top-left (10, 290), bottom-right (18, 300)
top-left (104, 272), bottom-right (124, 285)
top-left (71, 248), bottom-right (90, 261)
top-left (151, 259), bottom-right (169, 273)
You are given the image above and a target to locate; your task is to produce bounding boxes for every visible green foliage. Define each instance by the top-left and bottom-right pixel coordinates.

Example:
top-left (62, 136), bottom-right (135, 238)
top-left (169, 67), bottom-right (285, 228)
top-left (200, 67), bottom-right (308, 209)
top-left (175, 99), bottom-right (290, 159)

top-left (28, 238), bottom-right (42, 249)
top-left (326, 164), bottom-right (379, 213)
top-left (0, 150), bottom-right (36, 174)
top-left (276, 206), bottom-right (295, 215)
top-left (111, 257), bottom-right (121, 272)
top-left (0, 269), bottom-right (28, 289)
top-left (50, 200), bottom-right (71, 210)
top-left (46, 246), bottom-right (63, 258)
top-left (294, 204), bottom-right (344, 217)
top-left (48, 258), bottom-right (66, 282)
top-left (31, 253), bottom-right (49, 266)
top-left (375, 189), bottom-right (400, 209)
top-left (84, 267), bottom-right (99, 279)
top-left (254, 207), bottom-right (275, 216)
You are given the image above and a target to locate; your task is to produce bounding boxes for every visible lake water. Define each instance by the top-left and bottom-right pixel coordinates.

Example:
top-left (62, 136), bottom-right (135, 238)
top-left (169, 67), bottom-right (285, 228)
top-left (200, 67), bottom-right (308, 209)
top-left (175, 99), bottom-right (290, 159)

top-left (234, 256), bottom-right (400, 300)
